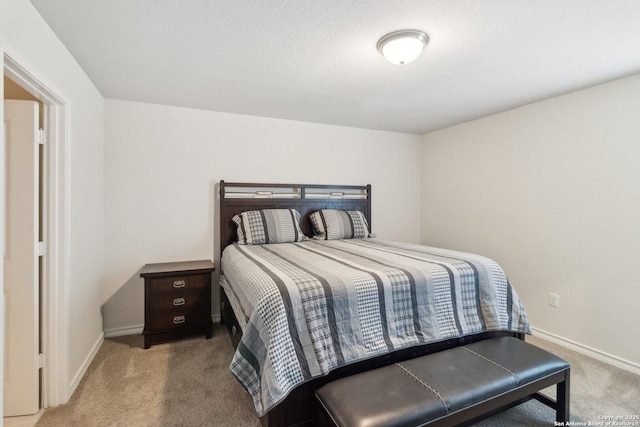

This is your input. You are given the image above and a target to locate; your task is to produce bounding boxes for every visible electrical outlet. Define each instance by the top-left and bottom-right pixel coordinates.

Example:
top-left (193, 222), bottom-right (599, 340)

top-left (548, 293), bottom-right (560, 308)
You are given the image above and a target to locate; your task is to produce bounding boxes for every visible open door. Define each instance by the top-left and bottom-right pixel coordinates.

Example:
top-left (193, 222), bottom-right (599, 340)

top-left (3, 100), bottom-right (40, 416)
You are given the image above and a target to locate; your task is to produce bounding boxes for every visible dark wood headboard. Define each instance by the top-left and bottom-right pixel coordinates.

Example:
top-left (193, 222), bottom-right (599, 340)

top-left (219, 181), bottom-right (371, 254)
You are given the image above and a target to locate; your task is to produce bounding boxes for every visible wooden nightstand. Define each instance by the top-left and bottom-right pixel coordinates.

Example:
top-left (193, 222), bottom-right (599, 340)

top-left (140, 260), bottom-right (214, 349)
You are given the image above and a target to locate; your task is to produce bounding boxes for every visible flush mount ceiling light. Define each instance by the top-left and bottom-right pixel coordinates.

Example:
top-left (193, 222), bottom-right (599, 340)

top-left (377, 29), bottom-right (429, 65)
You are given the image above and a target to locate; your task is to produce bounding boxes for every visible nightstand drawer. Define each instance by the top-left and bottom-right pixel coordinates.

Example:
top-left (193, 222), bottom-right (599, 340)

top-left (148, 309), bottom-right (208, 331)
top-left (150, 292), bottom-right (207, 312)
top-left (150, 274), bottom-right (207, 294)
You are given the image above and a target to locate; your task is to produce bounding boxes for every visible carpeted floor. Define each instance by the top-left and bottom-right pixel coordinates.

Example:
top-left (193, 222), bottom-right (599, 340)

top-left (35, 325), bottom-right (639, 426)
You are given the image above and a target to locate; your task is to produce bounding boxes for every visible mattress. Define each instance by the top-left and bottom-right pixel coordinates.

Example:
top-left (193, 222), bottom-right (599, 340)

top-left (220, 238), bottom-right (531, 415)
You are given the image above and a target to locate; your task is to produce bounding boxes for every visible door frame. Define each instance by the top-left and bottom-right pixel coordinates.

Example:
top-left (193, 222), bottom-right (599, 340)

top-left (3, 53), bottom-right (70, 409)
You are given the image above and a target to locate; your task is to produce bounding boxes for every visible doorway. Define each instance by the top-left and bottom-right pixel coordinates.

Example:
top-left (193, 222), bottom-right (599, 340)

top-left (3, 92), bottom-right (42, 418)
top-left (2, 54), bottom-right (70, 419)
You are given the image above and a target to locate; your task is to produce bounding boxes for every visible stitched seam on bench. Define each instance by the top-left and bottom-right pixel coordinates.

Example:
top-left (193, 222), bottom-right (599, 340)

top-left (462, 347), bottom-right (520, 386)
top-left (395, 363), bottom-right (449, 414)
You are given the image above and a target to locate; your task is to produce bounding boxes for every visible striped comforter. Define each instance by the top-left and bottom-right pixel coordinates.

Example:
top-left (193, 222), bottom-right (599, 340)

top-left (220, 239), bottom-right (530, 416)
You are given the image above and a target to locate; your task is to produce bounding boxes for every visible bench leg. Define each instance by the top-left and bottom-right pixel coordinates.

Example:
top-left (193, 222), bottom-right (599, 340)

top-left (556, 369), bottom-right (570, 423)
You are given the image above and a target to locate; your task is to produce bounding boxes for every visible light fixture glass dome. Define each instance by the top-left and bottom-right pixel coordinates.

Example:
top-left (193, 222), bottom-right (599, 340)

top-left (377, 30), bottom-right (429, 65)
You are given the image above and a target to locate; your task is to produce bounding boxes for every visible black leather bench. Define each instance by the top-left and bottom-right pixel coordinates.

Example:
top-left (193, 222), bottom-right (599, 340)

top-left (316, 337), bottom-right (570, 427)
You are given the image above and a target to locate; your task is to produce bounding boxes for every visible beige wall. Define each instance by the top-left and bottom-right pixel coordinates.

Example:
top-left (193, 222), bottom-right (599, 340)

top-left (4, 77), bottom-right (44, 127)
top-left (421, 73), bottom-right (640, 368)
top-left (102, 99), bottom-right (422, 332)
top-left (4, 76), bottom-right (38, 101)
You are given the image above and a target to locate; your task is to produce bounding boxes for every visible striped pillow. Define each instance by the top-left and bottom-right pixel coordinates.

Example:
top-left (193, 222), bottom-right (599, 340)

top-left (233, 209), bottom-right (307, 245)
top-left (310, 209), bottom-right (371, 240)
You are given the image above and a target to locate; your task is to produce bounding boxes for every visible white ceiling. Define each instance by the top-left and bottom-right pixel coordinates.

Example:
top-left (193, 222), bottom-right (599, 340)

top-left (30, 0), bottom-right (640, 135)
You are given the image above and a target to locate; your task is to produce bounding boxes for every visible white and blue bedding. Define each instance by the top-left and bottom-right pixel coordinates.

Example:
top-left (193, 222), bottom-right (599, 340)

top-left (220, 238), bottom-right (531, 416)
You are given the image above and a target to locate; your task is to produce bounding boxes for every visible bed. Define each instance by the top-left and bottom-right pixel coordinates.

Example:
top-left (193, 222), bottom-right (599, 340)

top-left (218, 181), bottom-right (531, 427)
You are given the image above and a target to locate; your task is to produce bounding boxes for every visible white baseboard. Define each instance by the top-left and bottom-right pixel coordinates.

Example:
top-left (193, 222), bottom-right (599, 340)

top-left (104, 324), bottom-right (144, 338)
top-left (68, 332), bottom-right (104, 397)
top-left (104, 316), bottom-right (221, 339)
top-left (532, 327), bottom-right (640, 376)
top-left (68, 316), bottom-right (223, 399)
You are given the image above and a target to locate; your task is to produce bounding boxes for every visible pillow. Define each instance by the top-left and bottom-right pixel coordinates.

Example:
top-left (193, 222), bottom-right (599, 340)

top-left (232, 209), bottom-right (307, 245)
top-left (310, 209), bottom-right (371, 240)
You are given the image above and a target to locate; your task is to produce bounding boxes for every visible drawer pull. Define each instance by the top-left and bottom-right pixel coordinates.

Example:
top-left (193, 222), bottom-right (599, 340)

top-left (173, 315), bottom-right (186, 324)
top-left (173, 280), bottom-right (186, 288)
top-left (221, 301), bottom-right (225, 311)
top-left (231, 325), bottom-right (237, 336)
top-left (173, 298), bottom-right (186, 306)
